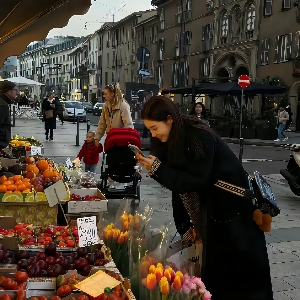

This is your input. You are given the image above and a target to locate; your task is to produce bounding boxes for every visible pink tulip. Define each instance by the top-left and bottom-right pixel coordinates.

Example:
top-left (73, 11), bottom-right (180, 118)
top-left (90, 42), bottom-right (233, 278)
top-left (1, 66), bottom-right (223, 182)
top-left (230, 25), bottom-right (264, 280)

top-left (182, 283), bottom-right (191, 295)
top-left (204, 291), bottom-right (212, 299)
top-left (199, 288), bottom-right (206, 294)
top-left (188, 281), bottom-right (197, 290)
top-left (191, 276), bottom-right (204, 288)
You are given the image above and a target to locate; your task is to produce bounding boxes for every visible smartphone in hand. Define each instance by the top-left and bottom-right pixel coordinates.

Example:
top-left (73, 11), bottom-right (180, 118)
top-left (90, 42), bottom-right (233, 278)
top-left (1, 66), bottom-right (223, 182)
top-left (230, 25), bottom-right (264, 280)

top-left (128, 144), bottom-right (145, 157)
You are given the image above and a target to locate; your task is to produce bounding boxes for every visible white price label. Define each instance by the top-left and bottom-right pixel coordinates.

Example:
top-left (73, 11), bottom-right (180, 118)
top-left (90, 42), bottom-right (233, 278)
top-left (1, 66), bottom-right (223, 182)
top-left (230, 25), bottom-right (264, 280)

top-left (65, 157), bottom-right (73, 169)
top-left (30, 146), bottom-right (42, 156)
top-left (77, 216), bottom-right (98, 247)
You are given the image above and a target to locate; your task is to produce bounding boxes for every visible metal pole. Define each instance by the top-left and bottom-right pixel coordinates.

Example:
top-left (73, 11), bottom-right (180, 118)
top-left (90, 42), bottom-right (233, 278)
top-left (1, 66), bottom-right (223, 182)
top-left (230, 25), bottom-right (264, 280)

top-left (239, 88), bottom-right (244, 162)
top-left (75, 116), bottom-right (80, 146)
top-left (87, 119), bottom-right (91, 132)
top-left (192, 78), bottom-right (196, 103)
top-left (72, 107), bottom-right (76, 124)
top-left (142, 48), bottom-right (145, 70)
top-left (12, 105), bottom-right (16, 127)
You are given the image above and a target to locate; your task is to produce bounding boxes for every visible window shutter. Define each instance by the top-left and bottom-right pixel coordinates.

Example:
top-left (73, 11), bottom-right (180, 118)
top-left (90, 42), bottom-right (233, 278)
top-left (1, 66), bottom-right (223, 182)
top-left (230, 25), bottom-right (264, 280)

top-left (265, 39), bottom-right (270, 64)
top-left (202, 26), bottom-right (205, 41)
top-left (260, 40), bottom-right (265, 64)
top-left (205, 57), bottom-right (210, 76)
top-left (287, 33), bottom-right (293, 59)
top-left (209, 23), bottom-right (214, 39)
top-left (199, 58), bottom-right (204, 77)
top-left (292, 31), bottom-right (300, 58)
top-left (274, 36), bottom-right (279, 63)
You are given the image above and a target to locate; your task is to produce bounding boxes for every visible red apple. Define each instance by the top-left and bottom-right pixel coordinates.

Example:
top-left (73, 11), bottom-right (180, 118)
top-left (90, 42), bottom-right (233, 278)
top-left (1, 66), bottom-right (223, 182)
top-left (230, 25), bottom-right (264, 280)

top-left (95, 259), bottom-right (109, 266)
top-left (45, 256), bottom-right (56, 265)
top-left (34, 184), bottom-right (44, 192)
top-left (26, 171), bottom-right (36, 179)
top-left (37, 260), bottom-right (48, 271)
top-left (51, 176), bottom-right (60, 183)
top-left (75, 258), bottom-right (88, 270)
top-left (27, 256), bottom-right (38, 266)
top-left (36, 252), bottom-right (46, 261)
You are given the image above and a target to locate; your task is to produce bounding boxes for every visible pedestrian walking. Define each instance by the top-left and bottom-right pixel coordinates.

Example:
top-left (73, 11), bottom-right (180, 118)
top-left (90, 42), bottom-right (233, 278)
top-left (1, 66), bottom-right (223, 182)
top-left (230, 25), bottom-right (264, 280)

top-left (54, 96), bottom-right (64, 125)
top-left (189, 102), bottom-right (210, 126)
top-left (42, 93), bottom-right (56, 141)
top-left (137, 96), bottom-right (273, 300)
top-left (73, 131), bottom-right (103, 173)
top-left (285, 104), bottom-right (293, 131)
top-left (274, 107), bottom-right (289, 142)
top-left (0, 81), bottom-right (18, 149)
top-left (94, 83), bottom-right (133, 145)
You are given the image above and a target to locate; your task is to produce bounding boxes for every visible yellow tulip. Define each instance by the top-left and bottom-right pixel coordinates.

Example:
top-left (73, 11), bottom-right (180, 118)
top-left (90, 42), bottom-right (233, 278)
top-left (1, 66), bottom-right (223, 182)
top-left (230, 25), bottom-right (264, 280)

top-left (149, 265), bottom-right (156, 274)
top-left (156, 263), bottom-right (163, 269)
top-left (155, 267), bottom-right (163, 282)
top-left (175, 271), bottom-right (184, 284)
top-left (112, 229), bottom-right (120, 240)
top-left (103, 229), bottom-right (113, 239)
top-left (146, 273), bottom-right (156, 290)
top-left (159, 276), bottom-right (170, 295)
top-left (106, 223), bottom-right (115, 230)
top-left (117, 232), bottom-right (126, 244)
top-left (122, 220), bottom-right (129, 231)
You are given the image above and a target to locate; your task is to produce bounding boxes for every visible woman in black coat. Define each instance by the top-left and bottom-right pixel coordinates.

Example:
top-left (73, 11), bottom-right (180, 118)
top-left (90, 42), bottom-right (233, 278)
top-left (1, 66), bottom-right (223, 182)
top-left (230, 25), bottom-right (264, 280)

top-left (42, 94), bottom-right (56, 141)
top-left (189, 102), bottom-right (209, 126)
top-left (138, 96), bottom-right (273, 300)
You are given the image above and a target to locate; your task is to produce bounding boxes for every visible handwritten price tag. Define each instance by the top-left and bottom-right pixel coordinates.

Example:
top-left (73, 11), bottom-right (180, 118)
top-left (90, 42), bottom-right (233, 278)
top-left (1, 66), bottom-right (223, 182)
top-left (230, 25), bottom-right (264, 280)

top-left (28, 146), bottom-right (43, 156)
top-left (65, 157), bottom-right (73, 169)
top-left (77, 216), bottom-right (98, 247)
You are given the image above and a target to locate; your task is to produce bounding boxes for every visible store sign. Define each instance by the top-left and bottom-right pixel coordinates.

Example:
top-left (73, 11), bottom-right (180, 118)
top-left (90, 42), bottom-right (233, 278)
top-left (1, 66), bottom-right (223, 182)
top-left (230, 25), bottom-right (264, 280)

top-left (26, 146), bottom-right (43, 156)
top-left (77, 216), bottom-right (98, 247)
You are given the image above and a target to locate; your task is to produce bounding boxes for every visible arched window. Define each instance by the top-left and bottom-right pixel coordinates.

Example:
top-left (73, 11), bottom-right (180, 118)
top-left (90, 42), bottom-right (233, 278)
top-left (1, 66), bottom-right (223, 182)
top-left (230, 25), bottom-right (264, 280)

top-left (246, 3), bottom-right (255, 37)
top-left (220, 11), bottom-right (228, 44)
top-left (232, 6), bottom-right (242, 41)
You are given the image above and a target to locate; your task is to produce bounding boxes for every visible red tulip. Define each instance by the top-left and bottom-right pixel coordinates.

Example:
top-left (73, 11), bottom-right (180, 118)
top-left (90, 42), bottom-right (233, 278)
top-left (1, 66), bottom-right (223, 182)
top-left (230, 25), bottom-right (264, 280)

top-left (172, 275), bottom-right (182, 291)
top-left (155, 267), bottom-right (163, 282)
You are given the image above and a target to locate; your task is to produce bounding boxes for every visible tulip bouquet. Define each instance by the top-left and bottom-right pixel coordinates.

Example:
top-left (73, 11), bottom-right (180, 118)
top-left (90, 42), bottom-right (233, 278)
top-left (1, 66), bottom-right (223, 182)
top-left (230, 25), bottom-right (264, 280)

top-left (142, 262), bottom-right (212, 300)
top-left (103, 223), bottom-right (129, 276)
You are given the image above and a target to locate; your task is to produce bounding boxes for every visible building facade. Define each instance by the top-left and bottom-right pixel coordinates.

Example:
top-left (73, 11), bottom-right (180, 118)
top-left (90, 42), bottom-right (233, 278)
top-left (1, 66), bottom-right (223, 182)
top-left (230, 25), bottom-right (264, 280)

top-left (0, 56), bottom-right (18, 79)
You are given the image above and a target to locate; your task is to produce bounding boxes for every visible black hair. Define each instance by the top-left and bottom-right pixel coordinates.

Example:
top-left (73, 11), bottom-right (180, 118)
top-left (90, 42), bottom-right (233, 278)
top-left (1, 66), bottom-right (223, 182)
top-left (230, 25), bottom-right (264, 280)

top-left (141, 96), bottom-right (212, 167)
top-left (189, 102), bottom-right (207, 119)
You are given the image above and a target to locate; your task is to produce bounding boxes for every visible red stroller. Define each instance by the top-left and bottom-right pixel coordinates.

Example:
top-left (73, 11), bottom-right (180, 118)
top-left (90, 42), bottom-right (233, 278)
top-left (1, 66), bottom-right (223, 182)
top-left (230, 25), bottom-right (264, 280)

top-left (98, 128), bottom-right (142, 202)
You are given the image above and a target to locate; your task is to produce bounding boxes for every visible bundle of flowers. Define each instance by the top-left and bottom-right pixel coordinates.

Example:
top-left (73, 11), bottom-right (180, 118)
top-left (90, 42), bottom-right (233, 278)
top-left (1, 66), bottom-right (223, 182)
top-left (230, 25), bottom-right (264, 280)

top-left (142, 262), bottom-right (212, 300)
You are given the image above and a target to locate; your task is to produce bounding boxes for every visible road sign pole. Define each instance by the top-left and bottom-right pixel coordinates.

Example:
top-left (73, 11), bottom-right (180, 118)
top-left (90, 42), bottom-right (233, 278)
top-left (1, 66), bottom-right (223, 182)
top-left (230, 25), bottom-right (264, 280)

top-left (141, 48), bottom-right (145, 71)
top-left (239, 88), bottom-right (244, 163)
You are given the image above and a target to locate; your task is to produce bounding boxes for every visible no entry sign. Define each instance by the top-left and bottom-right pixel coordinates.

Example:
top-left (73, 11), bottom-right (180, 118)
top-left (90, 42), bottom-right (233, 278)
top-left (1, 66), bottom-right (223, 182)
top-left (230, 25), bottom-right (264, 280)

top-left (238, 75), bottom-right (250, 88)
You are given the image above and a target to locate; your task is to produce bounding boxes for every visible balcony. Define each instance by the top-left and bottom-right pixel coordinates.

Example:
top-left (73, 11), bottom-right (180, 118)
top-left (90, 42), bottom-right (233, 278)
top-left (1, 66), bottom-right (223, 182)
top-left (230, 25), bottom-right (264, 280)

top-left (89, 84), bottom-right (97, 90)
top-left (293, 60), bottom-right (300, 77)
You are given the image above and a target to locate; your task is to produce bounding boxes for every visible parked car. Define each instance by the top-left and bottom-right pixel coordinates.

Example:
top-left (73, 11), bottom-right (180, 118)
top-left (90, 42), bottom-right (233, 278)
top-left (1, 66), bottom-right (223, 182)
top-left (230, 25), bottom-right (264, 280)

top-left (93, 102), bottom-right (104, 116)
top-left (81, 102), bottom-right (94, 113)
top-left (63, 101), bottom-right (86, 121)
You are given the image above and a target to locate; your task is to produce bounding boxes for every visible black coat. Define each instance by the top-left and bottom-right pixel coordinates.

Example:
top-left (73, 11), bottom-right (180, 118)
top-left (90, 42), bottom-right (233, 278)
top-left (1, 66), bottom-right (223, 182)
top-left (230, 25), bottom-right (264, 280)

top-left (42, 100), bottom-right (56, 130)
top-left (55, 98), bottom-right (64, 114)
top-left (150, 126), bottom-right (273, 300)
top-left (0, 94), bottom-right (11, 149)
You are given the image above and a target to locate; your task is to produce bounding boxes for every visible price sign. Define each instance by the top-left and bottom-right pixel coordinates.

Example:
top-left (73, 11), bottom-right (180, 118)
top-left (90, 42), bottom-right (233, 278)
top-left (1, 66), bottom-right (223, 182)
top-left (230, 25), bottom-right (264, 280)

top-left (27, 146), bottom-right (43, 156)
top-left (77, 216), bottom-right (99, 247)
top-left (65, 157), bottom-right (73, 169)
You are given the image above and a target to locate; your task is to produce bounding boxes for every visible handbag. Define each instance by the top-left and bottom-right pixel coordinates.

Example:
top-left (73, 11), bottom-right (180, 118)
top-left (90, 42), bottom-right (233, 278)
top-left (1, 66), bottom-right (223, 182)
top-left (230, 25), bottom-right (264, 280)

top-left (44, 110), bottom-right (53, 119)
top-left (214, 171), bottom-right (280, 217)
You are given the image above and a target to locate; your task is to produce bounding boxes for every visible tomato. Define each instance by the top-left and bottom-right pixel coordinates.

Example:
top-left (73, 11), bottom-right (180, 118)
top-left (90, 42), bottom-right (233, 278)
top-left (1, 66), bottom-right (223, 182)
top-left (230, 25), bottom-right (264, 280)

top-left (16, 290), bottom-right (26, 300)
top-left (78, 296), bottom-right (89, 300)
top-left (51, 297), bottom-right (61, 300)
top-left (0, 294), bottom-right (13, 300)
top-left (3, 279), bottom-right (18, 290)
top-left (30, 297), bottom-right (39, 300)
top-left (39, 297), bottom-right (48, 300)
top-left (57, 285), bottom-right (72, 296)
top-left (0, 276), bottom-right (6, 287)
top-left (13, 283), bottom-right (26, 292)
top-left (0, 287), bottom-right (4, 290)
top-left (64, 296), bottom-right (75, 300)
top-left (88, 294), bottom-right (104, 300)
top-left (14, 271), bottom-right (28, 283)
top-left (56, 275), bottom-right (67, 288)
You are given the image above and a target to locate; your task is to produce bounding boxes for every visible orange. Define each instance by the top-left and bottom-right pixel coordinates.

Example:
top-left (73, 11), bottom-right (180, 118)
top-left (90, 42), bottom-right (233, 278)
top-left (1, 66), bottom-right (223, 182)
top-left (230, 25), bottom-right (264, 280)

top-left (5, 191), bottom-right (12, 193)
top-left (43, 170), bottom-right (54, 178)
top-left (8, 179), bottom-right (14, 184)
top-left (7, 185), bottom-right (16, 191)
top-left (13, 175), bottom-right (23, 181)
top-left (0, 176), bottom-right (7, 184)
top-left (3, 181), bottom-right (12, 186)
top-left (26, 164), bottom-right (39, 175)
top-left (23, 182), bottom-right (31, 189)
top-left (37, 160), bottom-right (49, 171)
top-left (16, 184), bottom-right (26, 192)
top-left (0, 185), bottom-right (7, 193)
top-left (15, 180), bottom-right (23, 185)
top-left (23, 189), bottom-right (30, 193)
top-left (23, 178), bottom-right (30, 182)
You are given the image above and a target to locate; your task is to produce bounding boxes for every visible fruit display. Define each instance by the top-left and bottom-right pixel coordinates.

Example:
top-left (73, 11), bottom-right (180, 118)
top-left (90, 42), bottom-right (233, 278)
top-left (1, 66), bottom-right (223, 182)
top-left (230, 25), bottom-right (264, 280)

top-left (0, 175), bottom-right (32, 193)
top-left (68, 173), bottom-right (96, 189)
top-left (70, 194), bottom-right (100, 201)
top-left (9, 135), bottom-right (41, 148)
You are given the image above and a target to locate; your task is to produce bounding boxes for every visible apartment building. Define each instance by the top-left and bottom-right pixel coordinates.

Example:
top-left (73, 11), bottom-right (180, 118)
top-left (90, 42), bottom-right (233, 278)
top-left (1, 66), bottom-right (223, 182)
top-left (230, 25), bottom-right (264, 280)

top-left (257, 0), bottom-right (300, 123)
top-left (0, 56), bottom-right (18, 79)
top-left (152, 0), bottom-right (214, 104)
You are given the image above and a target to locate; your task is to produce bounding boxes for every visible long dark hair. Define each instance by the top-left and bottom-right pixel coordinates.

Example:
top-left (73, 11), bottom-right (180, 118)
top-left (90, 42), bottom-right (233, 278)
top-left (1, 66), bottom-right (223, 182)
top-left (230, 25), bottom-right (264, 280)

top-left (141, 96), bottom-right (213, 167)
top-left (189, 102), bottom-right (207, 118)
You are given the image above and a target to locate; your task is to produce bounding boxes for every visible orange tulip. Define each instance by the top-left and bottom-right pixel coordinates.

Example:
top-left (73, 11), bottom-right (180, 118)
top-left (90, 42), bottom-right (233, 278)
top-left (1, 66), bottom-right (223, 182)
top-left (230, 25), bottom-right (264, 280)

top-left (175, 271), bottom-right (184, 284)
top-left (149, 265), bottom-right (156, 274)
top-left (123, 231), bottom-right (128, 241)
top-left (106, 223), bottom-right (114, 230)
top-left (103, 229), bottom-right (113, 239)
top-left (112, 229), bottom-right (120, 240)
top-left (146, 273), bottom-right (156, 290)
top-left (140, 261), bottom-right (151, 278)
top-left (163, 268), bottom-right (172, 282)
top-left (156, 263), bottom-right (163, 269)
top-left (122, 220), bottom-right (129, 231)
top-left (172, 275), bottom-right (182, 291)
top-left (117, 232), bottom-right (126, 244)
top-left (159, 277), bottom-right (170, 296)
top-left (155, 267), bottom-right (163, 282)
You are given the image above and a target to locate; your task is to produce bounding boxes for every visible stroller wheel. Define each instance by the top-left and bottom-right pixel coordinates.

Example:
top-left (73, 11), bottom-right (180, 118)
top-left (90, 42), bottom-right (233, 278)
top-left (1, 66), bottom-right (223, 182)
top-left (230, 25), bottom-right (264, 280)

top-left (132, 184), bottom-right (141, 206)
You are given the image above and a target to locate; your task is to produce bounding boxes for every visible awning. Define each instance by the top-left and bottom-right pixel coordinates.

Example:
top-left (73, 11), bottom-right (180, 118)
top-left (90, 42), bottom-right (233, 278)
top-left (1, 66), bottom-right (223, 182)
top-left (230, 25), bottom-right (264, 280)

top-left (0, 0), bottom-right (92, 67)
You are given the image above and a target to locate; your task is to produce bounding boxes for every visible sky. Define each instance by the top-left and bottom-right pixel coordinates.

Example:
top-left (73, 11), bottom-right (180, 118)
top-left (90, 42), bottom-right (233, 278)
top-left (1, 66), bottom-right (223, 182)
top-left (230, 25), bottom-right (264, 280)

top-left (47, 0), bottom-right (155, 38)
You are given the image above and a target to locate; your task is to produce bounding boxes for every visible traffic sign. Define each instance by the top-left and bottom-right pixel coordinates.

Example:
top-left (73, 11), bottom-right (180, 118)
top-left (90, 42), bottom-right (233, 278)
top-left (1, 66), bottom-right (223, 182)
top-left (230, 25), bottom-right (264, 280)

top-left (238, 75), bottom-right (250, 88)
top-left (136, 47), bottom-right (150, 63)
top-left (138, 69), bottom-right (151, 77)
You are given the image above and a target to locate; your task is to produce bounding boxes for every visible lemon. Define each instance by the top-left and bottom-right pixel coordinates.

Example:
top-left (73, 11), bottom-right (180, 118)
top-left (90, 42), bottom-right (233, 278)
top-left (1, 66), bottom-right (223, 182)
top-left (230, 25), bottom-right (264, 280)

top-left (2, 192), bottom-right (23, 202)
top-left (25, 192), bottom-right (35, 202)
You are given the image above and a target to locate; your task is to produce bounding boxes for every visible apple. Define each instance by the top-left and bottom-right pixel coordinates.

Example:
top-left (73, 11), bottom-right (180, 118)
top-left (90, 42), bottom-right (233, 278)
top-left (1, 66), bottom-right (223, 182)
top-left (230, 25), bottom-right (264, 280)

top-left (85, 253), bottom-right (95, 265)
top-left (37, 260), bottom-right (48, 271)
top-left (27, 256), bottom-right (38, 266)
top-left (49, 264), bottom-right (64, 277)
top-left (56, 257), bottom-right (67, 268)
top-left (81, 265), bottom-right (93, 276)
top-left (65, 256), bottom-right (75, 265)
top-left (94, 249), bottom-right (104, 260)
top-left (94, 259), bottom-right (109, 266)
top-left (26, 171), bottom-right (36, 179)
top-left (36, 252), bottom-right (46, 261)
top-left (17, 259), bottom-right (28, 270)
top-left (45, 256), bottom-right (56, 265)
top-left (76, 247), bottom-right (87, 258)
top-left (17, 250), bottom-right (30, 260)
top-left (55, 252), bottom-right (63, 259)
top-left (75, 258), bottom-right (88, 270)
top-left (34, 184), bottom-right (44, 192)
top-left (45, 242), bottom-right (56, 256)
top-left (51, 176), bottom-right (60, 183)
top-left (0, 250), bottom-right (5, 262)
top-left (70, 252), bottom-right (79, 260)
top-left (28, 264), bottom-right (42, 277)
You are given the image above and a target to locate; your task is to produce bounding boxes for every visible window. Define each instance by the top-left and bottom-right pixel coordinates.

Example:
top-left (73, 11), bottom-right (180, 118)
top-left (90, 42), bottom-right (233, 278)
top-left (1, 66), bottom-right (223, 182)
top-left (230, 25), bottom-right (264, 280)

top-left (178, 61), bottom-right (189, 87)
top-left (150, 59), bottom-right (155, 78)
top-left (183, 0), bottom-right (192, 22)
top-left (264, 0), bottom-right (272, 16)
top-left (260, 39), bottom-right (270, 65)
top-left (171, 62), bottom-right (179, 87)
top-left (157, 65), bottom-right (164, 88)
top-left (220, 11), bottom-right (228, 44)
top-left (158, 38), bottom-right (164, 60)
top-left (184, 31), bottom-right (192, 55)
top-left (282, 0), bottom-right (291, 10)
top-left (159, 8), bottom-right (165, 30)
top-left (137, 32), bottom-right (142, 46)
top-left (274, 34), bottom-right (292, 63)
top-left (199, 57), bottom-right (210, 77)
top-left (176, 3), bottom-right (182, 24)
top-left (231, 6), bottom-right (242, 42)
top-left (246, 3), bottom-right (255, 39)
top-left (202, 23), bottom-right (213, 51)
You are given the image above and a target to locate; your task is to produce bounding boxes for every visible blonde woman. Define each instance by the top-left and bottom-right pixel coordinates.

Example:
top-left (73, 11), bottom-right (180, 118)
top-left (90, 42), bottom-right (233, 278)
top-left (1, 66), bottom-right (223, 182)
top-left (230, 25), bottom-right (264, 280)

top-left (94, 83), bottom-right (134, 146)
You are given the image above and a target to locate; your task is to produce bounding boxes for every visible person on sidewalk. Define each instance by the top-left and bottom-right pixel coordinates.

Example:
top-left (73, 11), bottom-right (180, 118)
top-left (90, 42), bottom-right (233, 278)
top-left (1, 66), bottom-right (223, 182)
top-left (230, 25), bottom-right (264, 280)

top-left (137, 96), bottom-right (273, 300)
top-left (285, 104), bottom-right (293, 131)
top-left (275, 107), bottom-right (289, 142)
top-left (54, 96), bottom-right (64, 125)
top-left (94, 83), bottom-right (133, 145)
top-left (0, 81), bottom-right (18, 149)
top-left (161, 89), bottom-right (171, 99)
top-left (42, 93), bottom-right (56, 141)
top-left (74, 131), bottom-right (103, 173)
top-left (189, 102), bottom-right (210, 126)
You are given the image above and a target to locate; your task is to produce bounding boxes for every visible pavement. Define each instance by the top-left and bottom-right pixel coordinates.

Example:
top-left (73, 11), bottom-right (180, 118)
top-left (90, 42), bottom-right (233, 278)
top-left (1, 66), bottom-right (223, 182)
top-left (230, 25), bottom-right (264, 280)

top-left (11, 117), bottom-right (300, 299)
